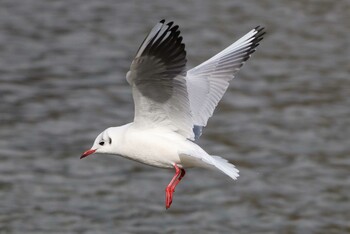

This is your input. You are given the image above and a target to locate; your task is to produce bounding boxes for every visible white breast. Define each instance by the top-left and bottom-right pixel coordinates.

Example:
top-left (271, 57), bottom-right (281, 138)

top-left (117, 125), bottom-right (186, 168)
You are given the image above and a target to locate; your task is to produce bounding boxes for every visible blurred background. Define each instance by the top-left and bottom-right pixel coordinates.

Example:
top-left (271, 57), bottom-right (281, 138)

top-left (0, 0), bottom-right (349, 233)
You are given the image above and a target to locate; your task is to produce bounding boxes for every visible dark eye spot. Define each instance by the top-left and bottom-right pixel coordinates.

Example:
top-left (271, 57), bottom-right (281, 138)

top-left (109, 137), bottom-right (112, 144)
top-left (99, 141), bottom-right (104, 146)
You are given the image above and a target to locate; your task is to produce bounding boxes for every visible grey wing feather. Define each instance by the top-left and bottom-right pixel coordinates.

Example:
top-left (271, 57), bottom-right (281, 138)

top-left (127, 20), bottom-right (194, 140)
top-left (187, 26), bottom-right (265, 139)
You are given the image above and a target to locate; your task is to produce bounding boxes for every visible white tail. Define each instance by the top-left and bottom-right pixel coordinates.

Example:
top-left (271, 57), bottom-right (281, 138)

top-left (211, 156), bottom-right (239, 180)
top-left (179, 143), bottom-right (240, 180)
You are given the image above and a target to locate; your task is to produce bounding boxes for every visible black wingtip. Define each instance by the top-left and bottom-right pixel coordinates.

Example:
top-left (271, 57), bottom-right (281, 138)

top-left (254, 26), bottom-right (266, 40)
top-left (136, 20), bottom-right (187, 75)
top-left (235, 26), bottom-right (265, 65)
top-left (247, 26), bottom-right (265, 52)
top-left (254, 25), bottom-right (265, 32)
top-left (167, 21), bottom-right (174, 28)
top-left (171, 25), bottom-right (179, 32)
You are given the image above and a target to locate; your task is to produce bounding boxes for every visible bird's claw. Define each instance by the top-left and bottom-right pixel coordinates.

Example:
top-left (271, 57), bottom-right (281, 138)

top-left (165, 188), bottom-right (174, 209)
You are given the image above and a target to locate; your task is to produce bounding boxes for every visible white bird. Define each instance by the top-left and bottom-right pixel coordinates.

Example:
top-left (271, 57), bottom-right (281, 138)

top-left (81, 20), bottom-right (265, 209)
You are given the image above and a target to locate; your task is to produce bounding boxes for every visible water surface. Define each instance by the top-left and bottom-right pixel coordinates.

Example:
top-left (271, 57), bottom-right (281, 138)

top-left (0, 0), bottom-right (349, 233)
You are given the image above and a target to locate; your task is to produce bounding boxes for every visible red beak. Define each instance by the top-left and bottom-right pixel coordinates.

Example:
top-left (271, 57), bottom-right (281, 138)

top-left (80, 149), bottom-right (96, 159)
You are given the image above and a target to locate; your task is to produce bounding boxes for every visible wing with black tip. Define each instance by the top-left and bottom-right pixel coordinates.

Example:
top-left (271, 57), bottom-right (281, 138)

top-left (127, 20), bottom-right (194, 140)
top-left (186, 26), bottom-right (265, 139)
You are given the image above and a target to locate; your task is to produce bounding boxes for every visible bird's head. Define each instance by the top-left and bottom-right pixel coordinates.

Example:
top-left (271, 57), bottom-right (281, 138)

top-left (80, 128), bottom-right (114, 159)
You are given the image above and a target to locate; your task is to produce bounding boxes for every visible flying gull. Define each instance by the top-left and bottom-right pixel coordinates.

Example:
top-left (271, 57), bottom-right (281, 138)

top-left (81, 20), bottom-right (265, 209)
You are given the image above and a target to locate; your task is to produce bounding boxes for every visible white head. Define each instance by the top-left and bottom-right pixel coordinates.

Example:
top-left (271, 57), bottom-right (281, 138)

top-left (80, 127), bottom-right (117, 159)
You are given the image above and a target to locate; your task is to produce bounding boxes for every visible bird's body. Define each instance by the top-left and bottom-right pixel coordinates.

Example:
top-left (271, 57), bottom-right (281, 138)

top-left (81, 20), bottom-right (265, 209)
top-left (101, 123), bottom-right (237, 173)
top-left (107, 123), bottom-right (196, 168)
top-left (106, 123), bottom-right (188, 169)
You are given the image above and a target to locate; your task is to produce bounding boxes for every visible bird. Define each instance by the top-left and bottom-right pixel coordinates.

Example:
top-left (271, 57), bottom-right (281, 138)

top-left (81, 20), bottom-right (265, 209)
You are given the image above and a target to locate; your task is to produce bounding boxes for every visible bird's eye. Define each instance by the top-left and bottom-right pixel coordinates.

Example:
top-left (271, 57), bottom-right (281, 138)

top-left (99, 141), bottom-right (105, 146)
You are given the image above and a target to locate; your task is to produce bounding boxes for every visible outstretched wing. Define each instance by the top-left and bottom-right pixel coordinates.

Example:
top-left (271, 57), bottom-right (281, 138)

top-left (186, 26), bottom-right (265, 139)
top-left (126, 20), bottom-right (194, 140)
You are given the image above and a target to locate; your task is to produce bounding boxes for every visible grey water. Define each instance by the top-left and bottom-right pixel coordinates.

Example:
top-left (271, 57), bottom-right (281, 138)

top-left (0, 0), bottom-right (349, 233)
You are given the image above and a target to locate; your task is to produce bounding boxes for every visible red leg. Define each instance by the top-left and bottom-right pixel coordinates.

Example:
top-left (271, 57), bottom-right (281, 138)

top-left (172, 168), bottom-right (186, 188)
top-left (165, 164), bottom-right (186, 209)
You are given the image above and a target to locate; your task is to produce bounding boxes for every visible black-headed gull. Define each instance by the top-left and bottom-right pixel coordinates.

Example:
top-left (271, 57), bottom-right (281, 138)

top-left (81, 20), bottom-right (265, 209)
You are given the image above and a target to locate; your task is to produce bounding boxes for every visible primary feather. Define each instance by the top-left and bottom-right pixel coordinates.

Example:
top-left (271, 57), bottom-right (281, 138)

top-left (187, 26), bottom-right (265, 139)
top-left (126, 20), bottom-right (195, 140)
